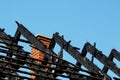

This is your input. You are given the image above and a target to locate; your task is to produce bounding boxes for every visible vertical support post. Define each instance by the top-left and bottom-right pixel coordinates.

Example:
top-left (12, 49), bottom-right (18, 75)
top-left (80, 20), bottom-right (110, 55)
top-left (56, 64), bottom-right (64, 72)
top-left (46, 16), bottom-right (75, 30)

top-left (91, 42), bottom-right (96, 63)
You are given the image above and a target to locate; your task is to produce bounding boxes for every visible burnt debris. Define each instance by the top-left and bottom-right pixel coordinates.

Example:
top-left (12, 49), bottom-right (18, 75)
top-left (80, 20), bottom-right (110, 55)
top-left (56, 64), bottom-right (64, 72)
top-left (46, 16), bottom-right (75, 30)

top-left (0, 22), bottom-right (119, 80)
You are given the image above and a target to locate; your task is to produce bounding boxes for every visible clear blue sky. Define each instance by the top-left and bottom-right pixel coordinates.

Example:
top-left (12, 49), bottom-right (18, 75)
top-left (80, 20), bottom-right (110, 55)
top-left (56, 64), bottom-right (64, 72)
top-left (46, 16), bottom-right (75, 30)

top-left (0, 0), bottom-right (120, 79)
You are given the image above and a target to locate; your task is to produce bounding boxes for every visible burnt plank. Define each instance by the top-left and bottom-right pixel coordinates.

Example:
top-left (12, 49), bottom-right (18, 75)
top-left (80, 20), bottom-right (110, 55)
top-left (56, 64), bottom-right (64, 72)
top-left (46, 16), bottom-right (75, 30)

top-left (111, 49), bottom-right (120, 61)
top-left (0, 27), bottom-right (27, 70)
top-left (53, 33), bottom-right (111, 80)
top-left (17, 23), bottom-right (54, 58)
top-left (85, 42), bottom-right (120, 76)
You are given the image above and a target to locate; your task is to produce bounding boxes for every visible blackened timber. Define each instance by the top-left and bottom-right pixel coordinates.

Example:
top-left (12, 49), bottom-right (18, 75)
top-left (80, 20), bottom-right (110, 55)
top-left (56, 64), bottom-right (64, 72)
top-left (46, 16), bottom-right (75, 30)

top-left (0, 40), bottom-right (23, 48)
top-left (103, 49), bottom-right (120, 73)
top-left (102, 50), bottom-right (114, 73)
top-left (0, 28), bottom-right (15, 68)
top-left (0, 28), bottom-right (27, 70)
top-left (14, 22), bottom-right (21, 44)
top-left (16, 23), bottom-right (58, 78)
top-left (0, 44), bottom-right (78, 74)
top-left (91, 42), bottom-right (96, 63)
top-left (84, 42), bottom-right (120, 76)
top-left (111, 49), bottom-right (120, 61)
top-left (76, 43), bottom-right (88, 67)
top-left (12, 23), bottom-right (81, 76)
top-left (0, 28), bottom-right (13, 45)
top-left (13, 25), bottom-right (28, 70)
top-left (18, 38), bottom-right (30, 43)
top-left (17, 23), bottom-right (54, 58)
top-left (53, 33), bottom-right (111, 80)
top-left (0, 28), bottom-right (22, 52)
top-left (0, 72), bottom-right (31, 80)
top-left (0, 64), bottom-right (57, 80)
top-left (0, 51), bottom-right (97, 80)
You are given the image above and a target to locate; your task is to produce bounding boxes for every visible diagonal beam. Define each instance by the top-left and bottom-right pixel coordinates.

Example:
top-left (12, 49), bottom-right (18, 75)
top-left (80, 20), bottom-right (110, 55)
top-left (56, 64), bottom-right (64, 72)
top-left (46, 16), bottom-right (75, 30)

top-left (111, 49), bottom-right (120, 61)
top-left (84, 42), bottom-right (120, 77)
top-left (53, 33), bottom-right (111, 80)
top-left (103, 49), bottom-right (120, 74)
top-left (17, 22), bottom-right (54, 58)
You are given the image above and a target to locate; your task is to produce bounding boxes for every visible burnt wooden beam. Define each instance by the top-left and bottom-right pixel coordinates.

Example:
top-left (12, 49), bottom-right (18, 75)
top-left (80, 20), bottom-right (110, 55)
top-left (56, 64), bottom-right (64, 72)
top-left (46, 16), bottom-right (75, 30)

top-left (53, 33), bottom-right (111, 80)
top-left (0, 28), bottom-right (15, 62)
top-left (0, 26), bottom-right (28, 70)
top-left (102, 50), bottom-right (114, 73)
top-left (17, 23), bottom-right (51, 56)
top-left (17, 22), bottom-right (61, 64)
top-left (103, 49), bottom-right (120, 73)
top-left (76, 42), bottom-right (88, 68)
top-left (84, 42), bottom-right (120, 77)
top-left (14, 21), bottom-right (21, 43)
top-left (1, 22), bottom-right (120, 79)
top-left (0, 28), bottom-right (22, 52)
top-left (0, 28), bottom-right (13, 44)
top-left (111, 49), bottom-right (120, 61)
top-left (16, 22), bottom-right (57, 78)
top-left (16, 23), bottom-right (80, 79)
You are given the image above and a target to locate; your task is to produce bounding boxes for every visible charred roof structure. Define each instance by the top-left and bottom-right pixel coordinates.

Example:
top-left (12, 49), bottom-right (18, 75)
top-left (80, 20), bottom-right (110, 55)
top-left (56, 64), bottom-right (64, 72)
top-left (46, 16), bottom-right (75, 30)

top-left (0, 22), bottom-right (119, 80)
